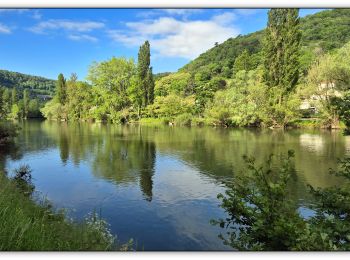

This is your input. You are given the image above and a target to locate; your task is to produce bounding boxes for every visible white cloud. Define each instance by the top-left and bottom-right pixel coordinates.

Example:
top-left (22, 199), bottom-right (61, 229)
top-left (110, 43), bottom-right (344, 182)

top-left (137, 9), bottom-right (202, 18)
top-left (29, 19), bottom-right (105, 34)
top-left (32, 10), bottom-right (42, 20)
top-left (68, 34), bottom-right (98, 42)
top-left (0, 23), bottom-right (11, 34)
top-left (212, 12), bottom-right (237, 25)
top-left (109, 14), bottom-right (239, 59)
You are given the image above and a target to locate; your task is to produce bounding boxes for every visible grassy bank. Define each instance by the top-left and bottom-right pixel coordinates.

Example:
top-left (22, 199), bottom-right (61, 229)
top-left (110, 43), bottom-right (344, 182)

top-left (0, 170), bottom-right (130, 251)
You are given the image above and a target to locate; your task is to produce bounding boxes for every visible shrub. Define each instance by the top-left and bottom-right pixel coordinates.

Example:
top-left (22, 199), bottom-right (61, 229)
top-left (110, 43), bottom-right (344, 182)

top-left (174, 113), bottom-right (192, 126)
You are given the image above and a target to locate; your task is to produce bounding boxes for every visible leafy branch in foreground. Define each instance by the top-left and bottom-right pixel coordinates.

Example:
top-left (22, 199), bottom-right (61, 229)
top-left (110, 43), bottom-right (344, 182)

top-left (211, 150), bottom-right (305, 250)
top-left (212, 152), bottom-right (350, 250)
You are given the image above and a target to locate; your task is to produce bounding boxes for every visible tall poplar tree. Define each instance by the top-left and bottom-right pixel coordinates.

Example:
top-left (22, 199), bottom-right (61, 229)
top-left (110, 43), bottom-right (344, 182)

top-left (11, 88), bottom-right (17, 105)
top-left (137, 41), bottom-right (154, 107)
top-left (23, 89), bottom-right (29, 119)
top-left (56, 73), bottom-right (67, 105)
top-left (263, 8), bottom-right (301, 104)
top-left (0, 87), bottom-right (4, 118)
top-left (146, 67), bottom-right (155, 105)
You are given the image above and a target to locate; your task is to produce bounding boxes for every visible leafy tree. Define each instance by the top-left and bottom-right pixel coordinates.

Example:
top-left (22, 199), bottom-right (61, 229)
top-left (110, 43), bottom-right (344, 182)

top-left (305, 157), bottom-right (350, 250)
top-left (146, 67), bottom-right (155, 104)
top-left (213, 151), bottom-right (350, 250)
top-left (28, 99), bottom-right (41, 118)
top-left (23, 89), bottom-right (29, 119)
top-left (0, 69), bottom-right (56, 96)
top-left (137, 41), bottom-right (154, 107)
top-left (144, 94), bottom-right (195, 119)
top-left (10, 104), bottom-right (19, 119)
top-left (11, 88), bottom-right (17, 105)
top-left (154, 72), bottom-right (192, 97)
top-left (334, 92), bottom-right (350, 134)
top-left (0, 87), bottom-right (4, 118)
top-left (212, 151), bottom-right (305, 250)
top-left (56, 73), bottom-right (67, 105)
top-left (233, 50), bottom-right (253, 74)
top-left (263, 8), bottom-right (301, 103)
top-left (306, 43), bottom-right (350, 128)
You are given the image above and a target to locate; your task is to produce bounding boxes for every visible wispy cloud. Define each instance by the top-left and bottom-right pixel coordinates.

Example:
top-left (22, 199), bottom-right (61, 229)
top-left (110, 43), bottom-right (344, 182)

top-left (68, 34), bottom-right (98, 42)
top-left (137, 9), bottom-right (202, 19)
top-left (32, 10), bottom-right (42, 20)
top-left (108, 13), bottom-right (239, 59)
top-left (29, 19), bottom-right (105, 34)
top-left (0, 23), bottom-right (11, 34)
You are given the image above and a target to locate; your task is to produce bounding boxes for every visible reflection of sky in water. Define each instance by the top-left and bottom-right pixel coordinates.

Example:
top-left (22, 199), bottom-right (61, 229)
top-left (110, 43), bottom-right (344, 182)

top-left (5, 149), bottom-right (230, 250)
top-left (3, 121), bottom-right (349, 250)
top-left (299, 134), bottom-right (324, 154)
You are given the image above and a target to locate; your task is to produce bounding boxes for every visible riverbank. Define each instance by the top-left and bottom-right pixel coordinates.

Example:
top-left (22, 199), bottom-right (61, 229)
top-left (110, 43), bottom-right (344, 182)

top-left (0, 169), bottom-right (129, 251)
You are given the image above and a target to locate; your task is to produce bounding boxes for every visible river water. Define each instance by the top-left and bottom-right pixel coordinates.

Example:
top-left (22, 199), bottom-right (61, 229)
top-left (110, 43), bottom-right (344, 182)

top-left (1, 120), bottom-right (350, 250)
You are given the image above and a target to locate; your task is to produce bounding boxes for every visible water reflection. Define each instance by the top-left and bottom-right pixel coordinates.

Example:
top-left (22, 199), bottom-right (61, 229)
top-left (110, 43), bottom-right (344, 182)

top-left (1, 120), bottom-right (349, 250)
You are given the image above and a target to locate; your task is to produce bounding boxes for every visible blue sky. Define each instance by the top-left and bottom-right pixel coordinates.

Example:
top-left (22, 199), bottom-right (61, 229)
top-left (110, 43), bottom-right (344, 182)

top-left (0, 8), bottom-right (325, 80)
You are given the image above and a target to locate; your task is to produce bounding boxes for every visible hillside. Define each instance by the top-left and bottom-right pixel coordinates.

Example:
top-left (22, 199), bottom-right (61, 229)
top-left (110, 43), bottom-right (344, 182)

top-left (0, 70), bottom-right (56, 96)
top-left (181, 9), bottom-right (350, 75)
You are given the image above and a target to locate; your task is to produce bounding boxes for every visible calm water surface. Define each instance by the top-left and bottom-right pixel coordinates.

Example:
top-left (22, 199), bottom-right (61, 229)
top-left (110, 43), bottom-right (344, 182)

top-left (1, 120), bottom-right (350, 250)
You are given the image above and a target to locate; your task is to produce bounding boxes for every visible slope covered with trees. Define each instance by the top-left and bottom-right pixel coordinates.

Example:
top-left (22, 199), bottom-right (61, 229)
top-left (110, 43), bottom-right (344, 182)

top-left (0, 69), bottom-right (56, 96)
top-left (181, 9), bottom-right (350, 77)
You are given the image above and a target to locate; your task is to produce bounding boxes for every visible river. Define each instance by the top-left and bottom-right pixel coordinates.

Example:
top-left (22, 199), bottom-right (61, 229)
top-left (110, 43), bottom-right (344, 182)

top-left (1, 120), bottom-right (350, 250)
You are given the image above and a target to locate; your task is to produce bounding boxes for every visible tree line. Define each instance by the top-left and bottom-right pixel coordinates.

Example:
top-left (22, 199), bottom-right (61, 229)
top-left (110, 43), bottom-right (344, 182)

top-left (28, 9), bottom-right (350, 134)
top-left (0, 87), bottom-right (43, 120)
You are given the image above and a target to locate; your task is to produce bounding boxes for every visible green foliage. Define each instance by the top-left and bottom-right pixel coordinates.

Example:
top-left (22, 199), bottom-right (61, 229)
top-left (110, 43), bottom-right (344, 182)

top-left (182, 9), bottom-right (350, 81)
top-left (0, 168), bottom-right (132, 250)
top-left (137, 41), bottom-right (154, 107)
top-left (56, 73), bottom-right (67, 105)
top-left (0, 121), bottom-right (18, 146)
top-left (305, 42), bottom-right (350, 128)
top-left (213, 151), bottom-right (350, 250)
top-left (11, 88), bottom-right (17, 105)
top-left (144, 94), bottom-right (195, 119)
top-left (204, 67), bottom-right (297, 127)
top-left (263, 9), bottom-right (301, 97)
top-left (23, 89), bottom-right (29, 119)
top-left (334, 92), bottom-right (350, 134)
top-left (212, 151), bottom-right (305, 250)
top-left (154, 72), bottom-right (192, 97)
top-left (174, 113), bottom-right (192, 126)
top-left (233, 50), bottom-right (254, 74)
top-left (304, 157), bottom-right (350, 250)
top-left (40, 99), bottom-right (64, 121)
top-left (0, 69), bottom-right (55, 96)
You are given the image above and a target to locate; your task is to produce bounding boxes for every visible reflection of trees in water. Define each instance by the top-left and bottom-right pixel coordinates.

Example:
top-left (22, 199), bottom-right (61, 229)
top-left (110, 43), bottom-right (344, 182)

top-left (41, 122), bottom-right (156, 201)
top-left (34, 121), bottom-right (350, 205)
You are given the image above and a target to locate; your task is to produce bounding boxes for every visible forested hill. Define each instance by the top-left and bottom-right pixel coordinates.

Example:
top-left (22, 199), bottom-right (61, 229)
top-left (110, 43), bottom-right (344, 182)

top-left (181, 9), bottom-right (350, 74)
top-left (0, 69), bottom-right (56, 95)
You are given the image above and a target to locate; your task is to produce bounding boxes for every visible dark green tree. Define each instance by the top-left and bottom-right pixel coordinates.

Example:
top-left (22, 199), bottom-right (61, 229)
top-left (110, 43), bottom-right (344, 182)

top-left (11, 88), bottom-right (17, 105)
top-left (263, 9), bottom-right (301, 104)
top-left (137, 41), bottom-right (154, 107)
top-left (23, 89), bottom-right (29, 119)
top-left (0, 87), bottom-right (4, 118)
top-left (233, 50), bottom-right (253, 73)
top-left (146, 67), bottom-right (155, 105)
top-left (56, 73), bottom-right (67, 105)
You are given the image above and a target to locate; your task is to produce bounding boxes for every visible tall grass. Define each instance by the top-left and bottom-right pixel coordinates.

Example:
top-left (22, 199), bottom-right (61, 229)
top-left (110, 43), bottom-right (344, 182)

top-left (0, 169), bottom-right (131, 251)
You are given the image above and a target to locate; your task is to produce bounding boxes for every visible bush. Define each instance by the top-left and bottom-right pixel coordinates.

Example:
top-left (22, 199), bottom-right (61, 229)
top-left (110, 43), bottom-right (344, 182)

top-left (174, 113), bottom-right (192, 126)
top-left (212, 151), bottom-right (350, 251)
top-left (0, 168), bottom-right (133, 251)
top-left (0, 122), bottom-right (18, 146)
